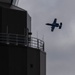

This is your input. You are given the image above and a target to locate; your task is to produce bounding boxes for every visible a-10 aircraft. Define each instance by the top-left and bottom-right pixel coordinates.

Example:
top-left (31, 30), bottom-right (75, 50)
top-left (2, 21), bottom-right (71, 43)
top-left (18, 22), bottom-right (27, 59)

top-left (46, 18), bottom-right (62, 32)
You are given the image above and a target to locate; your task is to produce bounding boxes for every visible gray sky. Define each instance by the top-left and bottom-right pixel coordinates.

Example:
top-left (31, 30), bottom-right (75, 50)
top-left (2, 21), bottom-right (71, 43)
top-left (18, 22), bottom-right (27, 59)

top-left (18, 0), bottom-right (75, 75)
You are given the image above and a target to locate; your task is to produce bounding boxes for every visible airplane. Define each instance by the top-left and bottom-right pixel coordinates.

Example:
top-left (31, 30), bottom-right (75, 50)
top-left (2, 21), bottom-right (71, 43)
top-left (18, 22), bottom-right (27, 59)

top-left (46, 18), bottom-right (62, 32)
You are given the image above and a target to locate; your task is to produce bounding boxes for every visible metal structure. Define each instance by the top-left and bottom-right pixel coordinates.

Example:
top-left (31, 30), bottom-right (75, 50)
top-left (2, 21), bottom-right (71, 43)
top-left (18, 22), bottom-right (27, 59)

top-left (0, 0), bottom-right (19, 6)
top-left (0, 33), bottom-right (44, 51)
top-left (12, 0), bottom-right (19, 6)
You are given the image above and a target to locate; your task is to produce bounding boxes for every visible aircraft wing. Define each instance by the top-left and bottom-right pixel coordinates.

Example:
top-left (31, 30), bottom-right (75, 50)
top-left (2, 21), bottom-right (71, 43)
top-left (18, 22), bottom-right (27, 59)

top-left (53, 18), bottom-right (57, 24)
top-left (51, 26), bottom-right (55, 32)
top-left (46, 23), bottom-right (52, 26)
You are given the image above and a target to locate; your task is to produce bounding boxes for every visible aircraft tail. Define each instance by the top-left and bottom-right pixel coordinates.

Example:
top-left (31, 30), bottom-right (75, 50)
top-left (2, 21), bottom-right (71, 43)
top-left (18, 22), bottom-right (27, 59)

top-left (59, 22), bottom-right (62, 29)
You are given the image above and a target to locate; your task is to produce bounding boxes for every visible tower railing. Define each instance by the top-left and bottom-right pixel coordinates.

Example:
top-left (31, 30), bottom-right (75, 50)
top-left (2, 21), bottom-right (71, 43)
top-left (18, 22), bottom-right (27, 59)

top-left (0, 33), bottom-right (44, 51)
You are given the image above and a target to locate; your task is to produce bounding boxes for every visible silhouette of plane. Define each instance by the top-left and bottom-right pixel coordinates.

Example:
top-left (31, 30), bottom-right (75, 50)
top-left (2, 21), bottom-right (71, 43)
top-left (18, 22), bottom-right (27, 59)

top-left (46, 18), bottom-right (62, 32)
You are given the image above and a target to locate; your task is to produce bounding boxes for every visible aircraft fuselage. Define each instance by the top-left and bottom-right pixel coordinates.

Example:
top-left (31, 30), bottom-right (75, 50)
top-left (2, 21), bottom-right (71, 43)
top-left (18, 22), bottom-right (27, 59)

top-left (51, 23), bottom-right (59, 27)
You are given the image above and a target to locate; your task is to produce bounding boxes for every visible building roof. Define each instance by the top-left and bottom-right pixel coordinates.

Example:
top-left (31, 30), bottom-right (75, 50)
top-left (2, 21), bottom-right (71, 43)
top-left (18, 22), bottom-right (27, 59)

top-left (0, 2), bottom-right (27, 12)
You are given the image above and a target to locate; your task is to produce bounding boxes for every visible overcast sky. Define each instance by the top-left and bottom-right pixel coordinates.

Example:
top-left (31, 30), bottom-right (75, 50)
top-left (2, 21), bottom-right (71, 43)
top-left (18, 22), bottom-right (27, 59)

top-left (18, 0), bottom-right (75, 75)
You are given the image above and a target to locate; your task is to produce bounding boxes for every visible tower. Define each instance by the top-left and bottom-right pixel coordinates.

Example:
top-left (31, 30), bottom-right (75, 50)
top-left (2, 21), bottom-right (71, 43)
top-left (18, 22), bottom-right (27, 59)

top-left (0, 0), bottom-right (46, 75)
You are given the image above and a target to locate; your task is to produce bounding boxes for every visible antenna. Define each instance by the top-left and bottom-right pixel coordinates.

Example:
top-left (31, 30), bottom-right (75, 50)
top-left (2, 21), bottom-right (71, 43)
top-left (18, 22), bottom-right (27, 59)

top-left (42, 35), bottom-right (44, 41)
top-left (37, 31), bottom-right (38, 39)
